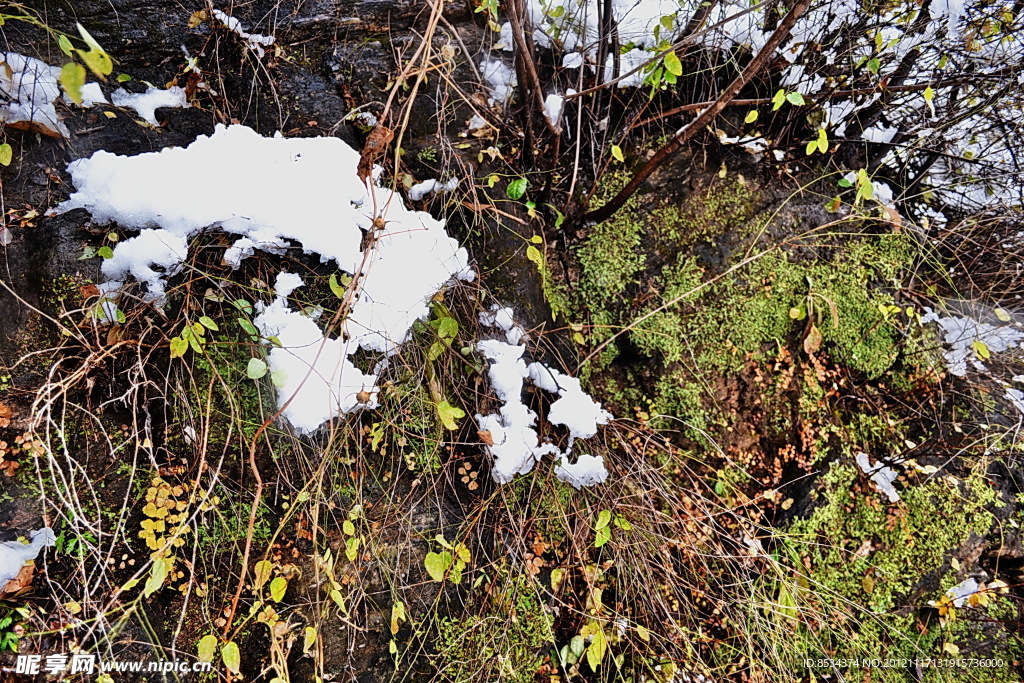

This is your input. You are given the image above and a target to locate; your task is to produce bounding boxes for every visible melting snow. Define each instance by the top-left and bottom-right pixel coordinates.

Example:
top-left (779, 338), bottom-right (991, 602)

top-left (477, 310), bottom-right (612, 487)
top-left (408, 177), bottom-right (459, 201)
top-left (855, 451), bottom-right (900, 503)
top-left (212, 9), bottom-right (276, 58)
top-left (111, 86), bottom-right (188, 125)
top-left (921, 307), bottom-right (1024, 377)
top-left (0, 52), bottom-right (67, 137)
top-left (58, 124), bottom-right (472, 432)
top-left (0, 528), bottom-right (55, 588)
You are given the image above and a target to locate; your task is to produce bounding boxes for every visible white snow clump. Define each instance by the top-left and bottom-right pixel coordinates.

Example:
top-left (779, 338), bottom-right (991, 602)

top-left (477, 308), bottom-right (612, 488)
top-left (111, 86), bottom-right (188, 125)
top-left (855, 451), bottom-right (900, 503)
top-left (920, 307), bottom-right (1024, 377)
top-left (0, 528), bottom-right (55, 588)
top-left (211, 9), bottom-right (276, 58)
top-left (0, 52), bottom-right (68, 136)
top-left (57, 124), bottom-right (473, 433)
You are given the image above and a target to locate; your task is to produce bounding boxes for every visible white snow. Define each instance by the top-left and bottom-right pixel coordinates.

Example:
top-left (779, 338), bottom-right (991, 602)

top-left (211, 9), bottom-right (276, 58)
top-left (543, 94), bottom-right (564, 129)
top-left (0, 527), bottom-right (55, 588)
top-left (111, 86), bottom-right (188, 125)
top-left (481, 59), bottom-right (518, 105)
top-left (855, 451), bottom-right (900, 503)
top-left (0, 52), bottom-right (68, 137)
top-left (476, 309), bottom-right (612, 487)
top-left (253, 273), bottom-right (378, 434)
top-left (527, 362), bottom-right (612, 439)
top-left (945, 577), bottom-right (980, 608)
top-left (554, 453), bottom-right (609, 489)
top-left (921, 307), bottom-right (1024, 377)
top-left (57, 124), bottom-right (473, 433)
top-left (408, 177), bottom-right (459, 201)
top-left (479, 304), bottom-right (526, 344)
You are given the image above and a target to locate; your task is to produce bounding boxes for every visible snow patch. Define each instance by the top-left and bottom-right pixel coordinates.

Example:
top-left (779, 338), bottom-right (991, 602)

top-left (476, 309), bottom-right (612, 488)
top-left (0, 52), bottom-right (67, 137)
top-left (57, 124), bottom-right (472, 432)
top-left (111, 86), bottom-right (188, 125)
top-left (921, 307), bottom-right (1024, 377)
top-left (0, 528), bottom-right (55, 588)
top-left (855, 451), bottom-right (900, 503)
top-left (212, 9), bottom-right (276, 57)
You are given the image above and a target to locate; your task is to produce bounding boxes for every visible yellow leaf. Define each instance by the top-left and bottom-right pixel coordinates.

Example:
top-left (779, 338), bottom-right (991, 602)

top-left (995, 307), bottom-right (1011, 322)
top-left (744, 109), bottom-right (759, 124)
top-left (611, 145), bottom-right (624, 163)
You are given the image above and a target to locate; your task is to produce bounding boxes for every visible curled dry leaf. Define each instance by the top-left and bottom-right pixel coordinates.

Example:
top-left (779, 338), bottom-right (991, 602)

top-left (357, 124), bottom-right (394, 184)
top-left (477, 430), bottom-right (494, 446)
top-left (0, 563), bottom-right (35, 598)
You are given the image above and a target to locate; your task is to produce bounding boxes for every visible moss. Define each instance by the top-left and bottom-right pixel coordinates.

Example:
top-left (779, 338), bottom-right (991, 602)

top-left (761, 460), bottom-right (1006, 680)
top-left (574, 170), bottom-right (919, 435)
top-left (433, 570), bottom-right (554, 682)
top-left (789, 461), bottom-right (996, 612)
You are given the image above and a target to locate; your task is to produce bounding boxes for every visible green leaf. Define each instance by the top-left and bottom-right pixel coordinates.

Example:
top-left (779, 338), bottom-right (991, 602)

top-left (329, 272), bottom-right (348, 299)
top-left (221, 641), bottom-right (241, 675)
top-left (995, 307), bottom-right (1011, 322)
top-left (390, 601), bottom-right (407, 635)
top-left (76, 23), bottom-right (113, 76)
top-left (594, 509), bottom-right (612, 530)
top-left (923, 85), bottom-right (935, 116)
top-left (785, 91), bottom-right (806, 106)
top-left (506, 178), bottom-right (528, 200)
top-left (866, 57), bottom-right (880, 74)
top-left (663, 50), bottom-right (683, 77)
top-left (57, 34), bottom-right (74, 57)
top-left (303, 627), bottom-right (317, 655)
top-left (143, 557), bottom-right (168, 597)
top-left (246, 358), bottom-right (268, 380)
top-left (771, 89), bottom-right (786, 111)
top-left (345, 536), bottom-right (360, 562)
top-left (435, 400), bottom-right (465, 430)
top-left (613, 515), bottom-right (632, 531)
top-left (526, 245), bottom-right (543, 265)
top-left (594, 525), bottom-right (612, 548)
top-left (97, 246), bottom-right (114, 259)
top-left (610, 144), bottom-right (625, 163)
top-left (437, 316), bottom-right (458, 341)
top-left (343, 519), bottom-right (356, 536)
top-left (197, 635), bottom-right (218, 663)
top-left (0, 144), bottom-right (12, 167)
top-left (117, 73), bottom-right (131, 82)
top-left (971, 339), bottom-right (991, 360)
top-left (253, 560), bottom-right (273, 590)
top-left (586, 625), bottom-right (607, 671)
top-left (744, 109), bottom-right (759, 124)
top-left (636, 624), bottom-right (650, 642)
top-left (837, 177), bottom-right (853, 188)
top-left (77, 48), bottom-right (113, 80)
top-left (424, 551), bottom-right (452, 581)
top-left (198, 315), bottom-right (219, 331)
top-left (169, 336), bottom-right (188, 358)
top-left (269, 576), bottom-right (287, 603)
top-left (59, 62), bottom-right (86, 104)
top-left (271, 368), bottom-right (287, 388)
top-left (237, 318), bottom-right (259, 340)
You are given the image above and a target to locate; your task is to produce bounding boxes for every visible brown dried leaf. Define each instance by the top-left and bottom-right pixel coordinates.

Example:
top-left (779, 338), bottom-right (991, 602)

top-left (357, 125), bottom-right (393, 184)
top-left (803, 324), bottom-right (822, 355)
top-left (0, 563), bottom-right (35, 598)
top-left (477, 430), bottom-right (494, 446)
